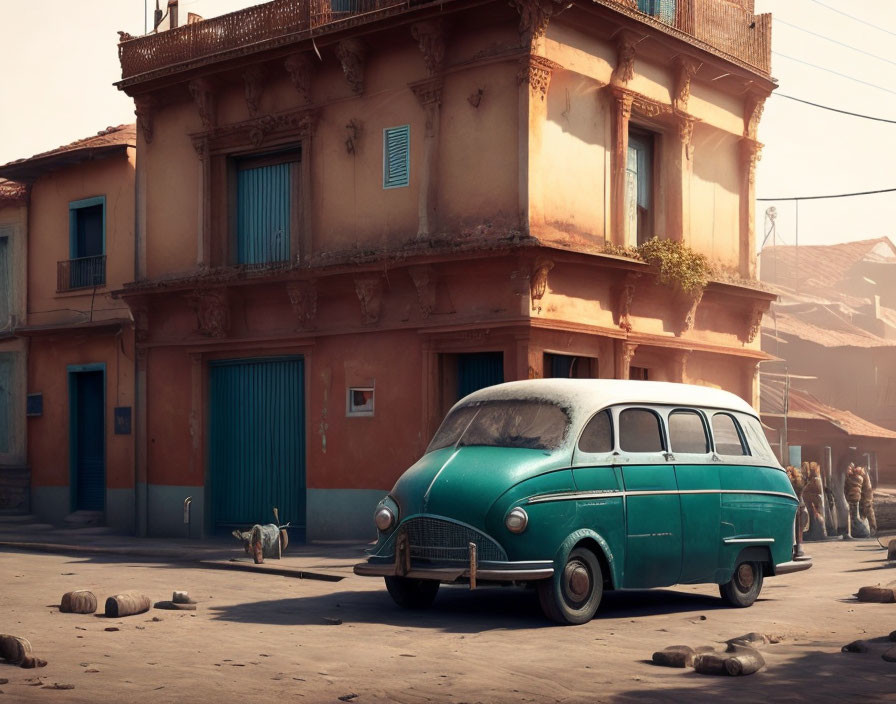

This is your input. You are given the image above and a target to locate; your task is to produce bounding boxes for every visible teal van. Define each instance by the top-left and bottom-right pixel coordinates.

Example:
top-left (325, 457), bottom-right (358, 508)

top-left (354, 379), bottom-right (811, 624)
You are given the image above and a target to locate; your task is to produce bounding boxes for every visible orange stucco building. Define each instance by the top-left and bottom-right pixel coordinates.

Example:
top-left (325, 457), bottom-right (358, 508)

top-left (0, 127), bottom-right (137, 531)
top-left (112, 0), bottom-right (776, 539)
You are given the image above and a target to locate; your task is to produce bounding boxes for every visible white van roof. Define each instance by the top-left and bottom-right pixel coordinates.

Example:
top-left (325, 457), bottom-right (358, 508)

top-left (458, 379), bottom-right (757, 418)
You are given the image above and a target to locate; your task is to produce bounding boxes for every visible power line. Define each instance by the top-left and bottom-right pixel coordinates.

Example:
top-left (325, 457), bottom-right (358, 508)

top-left (772, 93), bottom-right (896, 124)
top-left (773, 51), bottom-right (896, 97)
top-left (773, 17), bottom-right (896, 68)
top-left (808, 0), bottom-right (896, 40)
top-left (757, 187), bottom-right (896, 202)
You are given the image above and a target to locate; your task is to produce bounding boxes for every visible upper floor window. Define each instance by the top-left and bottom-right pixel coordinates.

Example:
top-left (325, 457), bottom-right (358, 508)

top-left (619, 407), bottom-right (664, 453)
top-left (62, 196), bottom-right (105, 291)
top-left (383, 125), bottom-right (410, 189)
top-left (668, 409), bottom-right (709, 454)
top-left (235, 152), bottom-right (299, 266)
top-left (637, 0), bottom-right (676, 24)
top-left (711, 412), bottom-right (747, 456)
top-left (626, 129), bottom-right (654, 246)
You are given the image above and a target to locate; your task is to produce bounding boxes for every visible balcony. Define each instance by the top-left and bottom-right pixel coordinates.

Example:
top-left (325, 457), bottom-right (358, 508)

top-left (58, 255), bottom-right (106, 292)
top-left (117, 0), bottom-right (770, 85)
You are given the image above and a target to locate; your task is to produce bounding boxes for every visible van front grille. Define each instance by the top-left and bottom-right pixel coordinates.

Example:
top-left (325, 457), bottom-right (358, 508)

top-left (402, 516), bottom-right (507, 562)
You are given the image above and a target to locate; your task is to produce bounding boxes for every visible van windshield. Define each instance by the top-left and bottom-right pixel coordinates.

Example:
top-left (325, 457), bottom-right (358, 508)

top-left (427, 400), bottom-right (570, 453)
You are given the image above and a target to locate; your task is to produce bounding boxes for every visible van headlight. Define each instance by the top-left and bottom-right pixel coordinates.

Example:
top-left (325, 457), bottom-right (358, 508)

top-left (505, 507), bottom-right (528, 534)
top-left (375, 507), bottom-right (395, 532)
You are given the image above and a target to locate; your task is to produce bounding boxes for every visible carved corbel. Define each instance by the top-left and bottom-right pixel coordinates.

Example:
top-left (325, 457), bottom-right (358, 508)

top-left (284, 52), bottom-right (313, 105)
top-left (188, 78), bottom-right (216, 129)
top-left (191, 136), bottom-right (209, 162)
top-left (673, 290), bottom-right (703, 336)
top-left (744, 91), bottom-right (766, 139)
top-left (673, 56), bottom-right (700, 113)
top-left (615, 340), bottom-right (638, 380)
top-left (286, 280), bottom-right (317, 331)
top-left (187, 288), bottom-right (230, 338)
top-left (408, 265), bottom-right (437, 318)
top-left (411, 20), bottom-right (446, 77)
top-left (354, 276), bottom-right (383, 324)
top-left (133, 95), bottom-right (156, 144)
top-left (611, 31), bottom-right (640, 86)
top-left (518, 55), bottom-right (561, 100)
top-left (741, 301), bottom-right (766, 344)
top-left (677, 114), bottom-right (696, 161)
top-left (242, 65), bottom-right (266, 117)
top-left (336, 39), bottom-right (366, 95)
top-left (530, 257), bottom-right (554, 310)
top-left (740, 138), bottom-right (763, 185)
top-left (508, 0), bottom-right (560, 51)
top-left (613, 271), bottom-right (640, 332)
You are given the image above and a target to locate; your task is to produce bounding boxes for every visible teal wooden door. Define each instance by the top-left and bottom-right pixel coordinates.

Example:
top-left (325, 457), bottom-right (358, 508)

top-left (71, 370), bottom-right (105, 511)
top-left (457, 352), bottom-right (504, 400)
top-left (237, 162), bottom-right (292, 265)
top-left (209, 358), bottom-right (305, 537)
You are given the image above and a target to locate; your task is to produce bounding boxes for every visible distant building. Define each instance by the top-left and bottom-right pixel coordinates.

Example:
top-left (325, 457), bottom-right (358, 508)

top-left (759, 237), bottom-right (896, 484)
top-left (110, 0), bottom-right (778, 539)
top-left (0, 127), bottom-right (137, 530)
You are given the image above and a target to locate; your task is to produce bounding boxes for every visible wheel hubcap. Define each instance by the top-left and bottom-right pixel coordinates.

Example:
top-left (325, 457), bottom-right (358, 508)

top-left (736, 563), bottom-right (755, 590)
top-left (564, 561), bottom-right (591, 601)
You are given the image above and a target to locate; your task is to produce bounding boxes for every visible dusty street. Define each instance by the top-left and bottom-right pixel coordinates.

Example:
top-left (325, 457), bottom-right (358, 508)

top-left (0, 540), bottom-right (894, 703)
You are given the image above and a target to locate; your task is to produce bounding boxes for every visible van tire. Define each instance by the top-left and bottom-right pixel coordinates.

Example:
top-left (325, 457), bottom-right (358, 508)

top-left (384, 576), bottom-right (440, 609)
top-left (538, 547), bottom-right (603, 625)
top-left (719, 560), bottom-right (763, 607)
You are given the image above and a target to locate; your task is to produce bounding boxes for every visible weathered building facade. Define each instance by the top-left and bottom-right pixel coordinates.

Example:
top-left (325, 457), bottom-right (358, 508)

top-left (115, 0), bottom-right (776, 539)
top-left (0, 127), bottom-right (137, 531)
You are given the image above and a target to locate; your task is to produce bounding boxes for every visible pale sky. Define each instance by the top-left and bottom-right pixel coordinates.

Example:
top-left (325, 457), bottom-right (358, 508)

top-left (0, 0), bottom-right (893, 250)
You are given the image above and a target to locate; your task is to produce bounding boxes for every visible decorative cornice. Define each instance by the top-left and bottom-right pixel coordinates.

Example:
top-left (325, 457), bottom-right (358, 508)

top-left (284, 52), bottom-right (313, 105)
top-left (410, 77), bottom-right (444, 108)
top-left (242, 65), bottom-right (266, 117)
top-left (336, 38), bottom-right (366, 95)
top-left (189, 106), bottom-right (319, 153)
top-left (411, 20), bottom-right (446, 77)
top-left (673, 55), bottom-right (700, 113)
top-left (286, 280), bottom-right (317, 330)
top-left (518, 55), bottom-right (561, 100)
top-left (508, 0), bottom-right (560, 52)
top-left (740, 137), bottom-right (763, 185)
top-left (133, 95), bottom-right (155, 144)
top-left (354, 276), bottom-right (383, 324)
top-left (187, 288), bottom-right (230, 338)
top-left (408, 265), bottom-right (436, 318)
top-left (188, 78), bottom-right (216, 129)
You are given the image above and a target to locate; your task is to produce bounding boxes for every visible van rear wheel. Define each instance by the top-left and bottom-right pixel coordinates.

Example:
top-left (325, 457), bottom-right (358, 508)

top-left (384, 576), bottom-right (440, 609)
top-left (537, 547), bottom-right (603, 625)
top-left (719, 561), bottom-right (763, 607)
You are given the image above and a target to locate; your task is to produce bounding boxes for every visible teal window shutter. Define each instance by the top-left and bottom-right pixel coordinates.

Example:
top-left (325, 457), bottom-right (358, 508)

top-left (237, 161), bottom-right (292, 265)
top-left (383, 125), bottom-right (410, 189)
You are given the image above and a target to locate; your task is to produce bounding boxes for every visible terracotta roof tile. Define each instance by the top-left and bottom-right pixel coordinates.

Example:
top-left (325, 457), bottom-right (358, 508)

top-left (0, 178), bottom-right (26, 206)
top-left (0, 125), bottom-right (136, 169)
top-left (761, 306), bottom-right (896, 348)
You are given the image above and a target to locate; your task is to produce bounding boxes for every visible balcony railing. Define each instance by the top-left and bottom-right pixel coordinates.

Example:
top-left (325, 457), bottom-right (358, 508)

top-left (118, 0), bottom-right (770, 83)
top-left (58, 255), bottom-right (106, 292)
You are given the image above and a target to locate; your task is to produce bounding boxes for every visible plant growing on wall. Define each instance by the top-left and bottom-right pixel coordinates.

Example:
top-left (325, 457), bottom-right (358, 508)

top-left (602, 237), bottom-right (714, 296)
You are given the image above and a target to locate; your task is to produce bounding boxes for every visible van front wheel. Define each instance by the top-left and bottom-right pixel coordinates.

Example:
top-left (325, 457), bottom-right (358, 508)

top-left (538, 547), bottom-right (603, 625)
top-left (384, 576), bottom-right (440, 609)
top-left (719, 561), bottom-right (763, 607)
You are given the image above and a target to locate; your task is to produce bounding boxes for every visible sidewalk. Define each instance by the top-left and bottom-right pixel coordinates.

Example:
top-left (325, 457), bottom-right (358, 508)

top-left (0, 514), bottom-right (370, 581)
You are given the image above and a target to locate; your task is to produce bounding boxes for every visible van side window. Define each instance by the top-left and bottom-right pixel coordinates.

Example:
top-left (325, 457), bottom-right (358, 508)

top-left (619, 408), bottom-right (664, 452)
top-left (669, 410), bottom-right (709, 453)
top-left (711, 413), bottom-right (746, 456)
top-left (737, 414), bottom-right (777, 463)
top-left (579, 410), bottom-right (613, 453)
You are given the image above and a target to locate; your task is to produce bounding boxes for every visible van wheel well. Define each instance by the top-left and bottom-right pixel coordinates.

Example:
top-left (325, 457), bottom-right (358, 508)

top-left (574, 538), bottom-right (614, 590)
top-left (736, 546), bottom-right (774, 576)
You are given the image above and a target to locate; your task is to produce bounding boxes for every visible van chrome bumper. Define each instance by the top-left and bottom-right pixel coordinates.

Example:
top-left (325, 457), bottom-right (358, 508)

top-left (774, 559), bottom-right (813, 575)
top-left (353, 560), bottom-right (554, 582)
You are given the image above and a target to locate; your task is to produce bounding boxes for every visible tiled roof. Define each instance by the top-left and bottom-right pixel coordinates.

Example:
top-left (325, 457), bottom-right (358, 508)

top-left (761, 306), bottom-right (896, 348)
top-left (0, 178), bottom-right (26, 207)
top-left (760, 379), bottom-right (896, 440)
top-left (760, 237), bottom-right (896, 290)
top-left (0, 125), bottom-right (136, 182)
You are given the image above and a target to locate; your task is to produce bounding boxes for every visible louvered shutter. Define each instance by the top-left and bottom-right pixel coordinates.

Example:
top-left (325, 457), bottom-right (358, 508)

top-left (383, 125), bottom-right (410, 189)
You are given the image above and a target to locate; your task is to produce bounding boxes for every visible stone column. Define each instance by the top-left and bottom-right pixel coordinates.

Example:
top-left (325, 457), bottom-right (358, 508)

top-left (739, 138), bottom-right (763, 279)
top-left (614, 340), bottom-right (637, 379)
top-left (192, 137), bottom-right (212, 268)
top-left (611, 91), bottom-right (633, 246)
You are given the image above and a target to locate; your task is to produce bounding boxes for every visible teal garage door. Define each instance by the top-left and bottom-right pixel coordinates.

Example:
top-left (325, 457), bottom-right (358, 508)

top-left (209, 357), bottom-right (305, 538)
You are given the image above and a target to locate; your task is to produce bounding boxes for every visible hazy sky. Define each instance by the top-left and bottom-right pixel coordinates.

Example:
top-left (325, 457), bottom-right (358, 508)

top-left (0, 0), bottom-right (893, 250)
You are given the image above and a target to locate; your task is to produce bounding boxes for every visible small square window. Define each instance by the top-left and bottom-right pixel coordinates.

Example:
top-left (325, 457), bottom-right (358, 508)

top-left (347, 387), bottom-right (375, 417)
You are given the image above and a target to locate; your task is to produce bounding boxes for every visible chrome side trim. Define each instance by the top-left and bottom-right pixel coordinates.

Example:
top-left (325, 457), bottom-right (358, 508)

top-left (723, 537), bottom-right (774, 544)
top-left (353, 562), bottom-right (554, 582)
top-left (526, 488), bottom-right (797, 505)
top-left (773, 559), bottom-right (813, 575)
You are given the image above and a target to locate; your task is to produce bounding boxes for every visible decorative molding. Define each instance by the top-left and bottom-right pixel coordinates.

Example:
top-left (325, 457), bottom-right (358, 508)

top-left (631, 92), bottom-right (673, 119)
top-left (286, 280), bottom-right (317, 331)
top-left (284, 52), bottom-right (313, 105)
top-left (508, 0), bottom-right (559, 51)
top-left (673, 56), bottom-right (700, 112)
top-left (191, 136), bottom-right (209, 162)
top-left (616, 340), bottom-right (638, 379)
top-left (742, 301), bottom-right (766, 344)
top-left (677, 114), bottom-right (696, 160)
top-left (354, 276), bottom-right (383, 324)
top-left (611, 31), bottom-right (639, 86)
top-left (187, 288), bottom-right (230, 338)
top-left (410, 20), bottom-right (446, 77)
top-left (613, 271), bottom-right (640, 332)
top-left (410, 77), bottom-right (444, 110)
top-left (517, 55), bottom-right (561, 100)
top-left (674, 290), bottom-right (703, 336)
top-left (530, 257), bottom-right (554, 310)
top-left (190, 107), bottom-right (318, 153)
top-left (740, 137), bottom-right (763, 185)
top-left (242, 65), bottom-right (266, 117)
top-left (744, 92), bottom-right (766, 139)
top-left (408, 265), bottom-right (437, 318)
top-left (336, 39), bottom-right (366, 95)
top-left (133, 95), bottom-right (155, 144)
top-left (188, 78), bottom-right (216, 129)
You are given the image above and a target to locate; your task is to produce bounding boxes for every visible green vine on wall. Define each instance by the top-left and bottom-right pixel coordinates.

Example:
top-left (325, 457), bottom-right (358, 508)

top-left (603, 237), bottom-right (714, 296)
